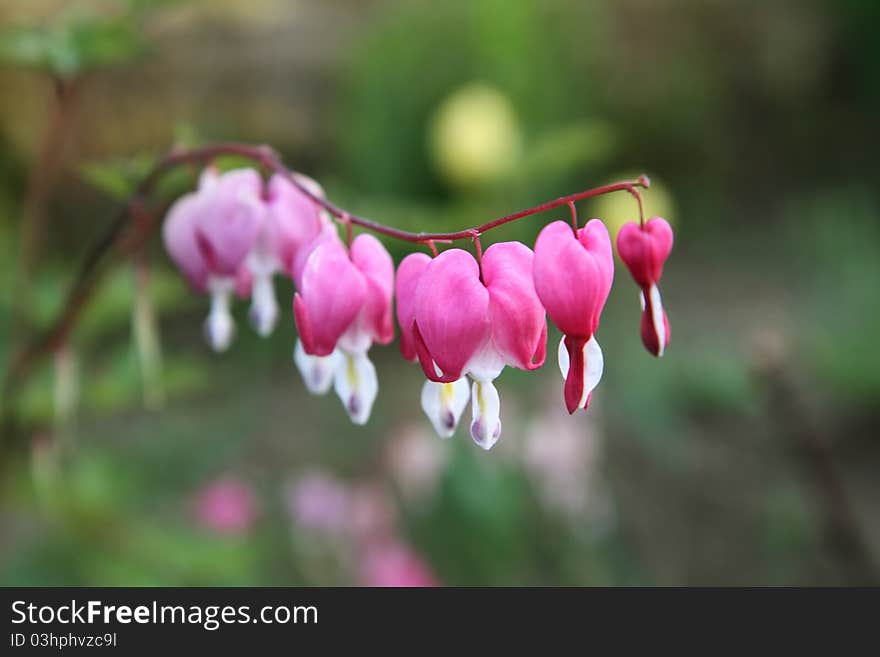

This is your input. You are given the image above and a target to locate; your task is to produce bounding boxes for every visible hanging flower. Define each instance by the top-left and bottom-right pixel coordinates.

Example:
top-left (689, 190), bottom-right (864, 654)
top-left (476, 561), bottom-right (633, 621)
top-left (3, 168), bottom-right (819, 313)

top-left (533, 219), bottom-right (614, 414)
top-left (395, 252), bottom-right (470, 438)
top-left (245, 173), bottom-right (325, 337)
top-left (163, 168), bottom-right (261, 352)
top-left (157, 153), bottom-right (671, 448)
top-left (163, 167), bottom-right (335, 352)
top-left (293, 233), bottom-right (395, 424)
top-left (616, 217), bottom-right (673, 357)
top-left (411, 243), bottom-right (546, 449)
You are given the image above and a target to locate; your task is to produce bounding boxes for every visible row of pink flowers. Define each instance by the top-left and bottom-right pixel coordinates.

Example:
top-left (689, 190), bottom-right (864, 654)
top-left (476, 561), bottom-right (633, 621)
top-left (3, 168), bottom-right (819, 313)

top-left (163, 167), bottom-right (673, 449)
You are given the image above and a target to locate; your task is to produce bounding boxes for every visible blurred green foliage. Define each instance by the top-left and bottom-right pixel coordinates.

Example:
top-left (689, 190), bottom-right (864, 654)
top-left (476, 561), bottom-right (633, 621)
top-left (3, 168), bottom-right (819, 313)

top-left (1, 0), bottom-right (879, 587)
top-left (337, 0), bottom-right (607, 200)
top-left (0, 1), bottom-right (178, 78)
top-left (791, 190), bottom-right (880, 407)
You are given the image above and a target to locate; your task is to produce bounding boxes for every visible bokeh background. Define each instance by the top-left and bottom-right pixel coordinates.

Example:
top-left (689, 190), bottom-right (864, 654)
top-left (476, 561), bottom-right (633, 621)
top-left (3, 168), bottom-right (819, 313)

top-left (1, 0), bottom-right (878, 586)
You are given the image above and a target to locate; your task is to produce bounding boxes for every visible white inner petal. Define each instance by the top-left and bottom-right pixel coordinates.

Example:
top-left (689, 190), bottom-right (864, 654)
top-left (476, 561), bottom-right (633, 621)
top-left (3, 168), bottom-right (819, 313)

top-left (293, 339), bottom-right (340, 395)
top-left (204, 276), bottom-right (236, 352)
top-left (333, 351), bottom-right (378, 426)
top-left (557, 335), bottom-right (604, 408)
top-left (421, 378), bottom-right (471, 439)
top-left (465, 341), bottom-right (506, 383)
top-left (582, 336), bottom-right (604, 399)
top-left (246, 247), bottom-right (278, 278)
top-left (470, 379), bottom-right (502, 450)
top-left (249, 273), bottom-right (279, 337)
top-left (648, 283), bottom-right (666, 357)
top-left (337, 317), bottom-right (373, 355)
top-left (557, 335), bottom-right (569, 379)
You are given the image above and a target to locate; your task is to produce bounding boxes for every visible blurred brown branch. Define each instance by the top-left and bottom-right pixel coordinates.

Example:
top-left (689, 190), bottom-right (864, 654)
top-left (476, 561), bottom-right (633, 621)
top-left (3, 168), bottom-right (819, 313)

top-left (753, 340), bottom-right (879, 585)
top-left (19, 77), bottom-right (81, 277)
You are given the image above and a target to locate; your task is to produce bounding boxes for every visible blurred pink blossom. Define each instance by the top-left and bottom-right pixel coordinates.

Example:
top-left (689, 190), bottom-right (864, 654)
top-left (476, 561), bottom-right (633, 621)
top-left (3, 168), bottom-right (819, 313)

top-left (192, 476), bottom-right (258, 535)
top-left (359, 541), bottom-right (439, 587)
top-left (385, 424), bottom-right (449, 504)
top-left (349, 483), bottom-right (398, 544)
top-left (284, 471), bottom-right (440, 586)
top-left (522, 399), bottom-right (611, 527)
top-left (285, 471), bottom-right (351, 534)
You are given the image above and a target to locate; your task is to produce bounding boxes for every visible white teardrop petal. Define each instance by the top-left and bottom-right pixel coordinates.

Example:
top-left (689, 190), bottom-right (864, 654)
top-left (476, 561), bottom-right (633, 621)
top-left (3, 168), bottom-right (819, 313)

top-left (582, 336), bottom-right (604, 397)
top-left (470, 379), bottom-right (502, 450)
top-left (294, 339), bottom-right (340, 395)
top-left (557, 335), bottom-right (569, 379)
top-left (420, 378), bottom-right (471, 439)
top-left (249, 272), bottom-right (279, 337)
top-left (648, 283), bottom-right (666, 357)
top-left (557, 334), bottom-right (604, 408)
top-left (204, 277), bottom-right (236, 352)
top-left (334, 351), bottom-right (378, 425)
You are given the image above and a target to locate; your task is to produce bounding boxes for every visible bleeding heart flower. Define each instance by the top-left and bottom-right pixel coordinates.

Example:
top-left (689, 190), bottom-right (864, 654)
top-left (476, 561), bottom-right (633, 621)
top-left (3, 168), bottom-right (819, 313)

top-left (163, 168), bottom-right (263, 352)
top-left (293, 233), bottom-right (394, 424)
top-left (194, 168), bottom-right (265, 278)
top-left (616, 217), bottom-right (673, 357)
top-left (395, 252), bottom-right (430, 363)
top-left (162, 169), bottom-right (215, 293)
top-left (245, 173), bottom-right (325, 337)
top-left (411, 243), bottom-right (546, 449)
top-left (395, 252), bottom-right (472, 439)
top-left (533, 219), bottom-right (614, 414)
top-left (164, 167), bottom-right (336, 352)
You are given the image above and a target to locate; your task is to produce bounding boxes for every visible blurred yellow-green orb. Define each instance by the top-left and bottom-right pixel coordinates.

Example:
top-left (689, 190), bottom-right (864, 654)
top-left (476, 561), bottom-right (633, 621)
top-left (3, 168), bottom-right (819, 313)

top-left (429, 83), bottom-right (523, 190)
top-left (585, 173), bottom-right (677, 253)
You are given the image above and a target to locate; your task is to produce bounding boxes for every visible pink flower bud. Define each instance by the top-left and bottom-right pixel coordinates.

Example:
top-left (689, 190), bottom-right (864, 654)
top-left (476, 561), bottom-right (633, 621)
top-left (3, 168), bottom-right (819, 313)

top-left (616, 217), bottom-right (673, 357)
